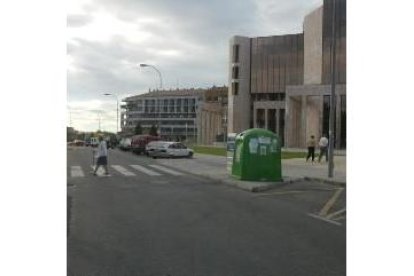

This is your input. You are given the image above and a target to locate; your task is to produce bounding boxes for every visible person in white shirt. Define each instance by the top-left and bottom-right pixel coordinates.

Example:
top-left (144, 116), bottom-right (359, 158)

top-left (318, 134), bottom-right (329, 162)
top-left (93, 136), bottom-right (109, 176)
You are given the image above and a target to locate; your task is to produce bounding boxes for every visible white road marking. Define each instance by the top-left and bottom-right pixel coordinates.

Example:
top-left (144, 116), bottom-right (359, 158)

top-left (70, 166), bottom-right (85, 177)
top-left (90, 166), bottom-right (109, 176)
top-left (319, 188), bottom-right (344, 217)
top-left (326, 208), bottom-right (346, 220)
top-left (255, 190), bottom-right (306, 197)
top-left (111, 165), bottom-right (136, 176)
top-left (308, 213), bottom-right (342, 226)
top-left (130, 165), bottom-right (161, 176)
top-left (148, 165), bottom-right (184, 176)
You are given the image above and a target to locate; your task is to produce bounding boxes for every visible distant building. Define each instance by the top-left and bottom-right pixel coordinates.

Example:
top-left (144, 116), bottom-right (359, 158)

top-left (121, 86), bottom-right (227, 144)
top-left (198, 86), bottom-right (228, 145)
top-left (228, 0), bottom-right (346, 149)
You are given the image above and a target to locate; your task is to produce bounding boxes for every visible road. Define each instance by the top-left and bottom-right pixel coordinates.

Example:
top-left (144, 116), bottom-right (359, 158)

top-left (67, 147), bottom-right (346, 276)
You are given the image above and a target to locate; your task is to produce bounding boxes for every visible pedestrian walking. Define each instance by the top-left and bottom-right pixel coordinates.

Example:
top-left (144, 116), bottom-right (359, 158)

top-left (93, 136), bottom-right (110, 176)
top-left (318, 134), bottom-right (329, 162)
top-left (306, 135), bottom-right (316, 163)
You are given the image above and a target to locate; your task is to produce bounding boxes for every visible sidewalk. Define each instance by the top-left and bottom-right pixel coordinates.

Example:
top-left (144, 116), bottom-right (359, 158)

top-left (283, 156), bottom-right (346, 184)
top-left (156, 154), bottom-right (346, 192)
top-left (282, 147), bottom-right (346, 156)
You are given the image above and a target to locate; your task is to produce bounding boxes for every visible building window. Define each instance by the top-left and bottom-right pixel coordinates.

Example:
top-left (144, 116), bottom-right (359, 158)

top-left (279, 109), bottom-right (285, 146)
top-left (169, 99), bottom-right (174, 113)
top-left (340, 95), bottom-right (346, 149)
top-left (232, 66), bottom-right (239, 79)
top-left (257, 109), bottom-right (265, 128)
top-left (233, 44), bottom-right (239, 63)
top-left (268, 109), bottom-right (276, 133)
top-left (232, 82), bottom-right (239, 96)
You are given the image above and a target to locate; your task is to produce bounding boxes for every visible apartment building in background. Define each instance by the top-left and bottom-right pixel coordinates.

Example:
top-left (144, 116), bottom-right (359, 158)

top-left (228, 0), bottom-right (346, 149)
top-left (121, 86), bottom-right (227, 145)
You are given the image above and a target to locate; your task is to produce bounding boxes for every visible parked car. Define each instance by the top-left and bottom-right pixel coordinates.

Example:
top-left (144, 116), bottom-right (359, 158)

top-left (146, 141), bottom-right (193, 159)
top-left (74, 140), bottom-right (85, 146)
top-left (131, 135), bottom-right (160, 154)
top-left (119, 137), bottom-right (132, 151)
top-left (145, 141), bottom-right (164, 156)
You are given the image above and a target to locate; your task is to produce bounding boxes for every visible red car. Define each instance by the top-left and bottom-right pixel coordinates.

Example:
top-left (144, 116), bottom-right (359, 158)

top-left (131, 135), bottom-right (160, 154)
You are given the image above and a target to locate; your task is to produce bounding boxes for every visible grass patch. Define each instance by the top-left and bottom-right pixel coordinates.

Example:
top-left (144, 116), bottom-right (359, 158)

top-left (192, 146), bottom-right (226, 156)
top-left (192, 145), bottom-right (307, 159)
top-left (281, 151), bottom-right (307, 159)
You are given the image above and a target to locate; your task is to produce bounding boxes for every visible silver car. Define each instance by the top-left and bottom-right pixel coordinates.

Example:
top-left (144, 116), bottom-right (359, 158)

top-left (146, 141), bottom-right (193, 159)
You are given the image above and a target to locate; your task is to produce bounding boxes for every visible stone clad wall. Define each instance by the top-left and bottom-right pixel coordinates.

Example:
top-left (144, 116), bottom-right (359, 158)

top-left (199, 102), bottom-right (225, 145)
top-left (228, 36), bottom-right (251, 134)
top-left (304, 6), bottom-right (323, 85)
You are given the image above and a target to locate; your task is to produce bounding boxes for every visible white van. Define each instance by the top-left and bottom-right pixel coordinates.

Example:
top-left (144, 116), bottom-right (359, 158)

top-left (90, 137), bottom-right (99, 147)
top-left (119, 137), bottom-right (132, 151)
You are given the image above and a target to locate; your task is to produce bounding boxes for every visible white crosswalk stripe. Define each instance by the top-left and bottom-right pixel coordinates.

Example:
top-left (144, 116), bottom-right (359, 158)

top-left (130, 165), bottom-right (161, 176)
top-left (68, 164), bottom-right (185, 177)
top-left (111, 165), bottom-right (136, 176)
top-left (70, 166), bottom-right (85, 177)
top-left (148, 165), bottom-right (184, 176)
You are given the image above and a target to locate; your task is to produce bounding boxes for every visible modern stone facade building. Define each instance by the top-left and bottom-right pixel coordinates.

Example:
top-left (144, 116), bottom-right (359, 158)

top-left (228, 0), bottom-right (346, 149)
top-left (121, 86), bottom-right (227, 144)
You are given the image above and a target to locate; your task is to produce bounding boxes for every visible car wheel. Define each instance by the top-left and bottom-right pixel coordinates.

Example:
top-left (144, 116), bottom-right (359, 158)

top-left (187, 152), bottom-right (193, 158)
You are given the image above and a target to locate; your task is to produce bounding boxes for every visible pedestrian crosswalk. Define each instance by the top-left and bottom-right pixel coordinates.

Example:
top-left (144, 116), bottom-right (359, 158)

top-left (111, 165), bottom-right (136, 176)
top-left (68, 164), bottom-right (185, 178)
top-left (148, 164), bottom-right (184, 176)
top-left (70, 166), bottom-right (85, 177)
top-left (130, 165), bottom-right (162, 176)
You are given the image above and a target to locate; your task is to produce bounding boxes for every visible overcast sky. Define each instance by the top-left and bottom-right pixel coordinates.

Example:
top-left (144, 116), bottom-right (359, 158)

top-left (67, 0), bottom-right (322, 132)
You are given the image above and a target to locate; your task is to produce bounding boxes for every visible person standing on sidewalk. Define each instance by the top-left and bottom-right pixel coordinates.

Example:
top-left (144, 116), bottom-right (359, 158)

top-left (306, 135), bottom-right (316, 163)
top-left (93, 136), bottom-right (109, 176)
top-left (318, 134), bottom-right (329, 162)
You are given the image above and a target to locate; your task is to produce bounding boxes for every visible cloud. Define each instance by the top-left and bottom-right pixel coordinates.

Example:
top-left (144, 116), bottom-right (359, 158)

top-left (68, 100), bottom-right (119, 132)
top-left (67, 0), bottom-right (323, 132)
top-left (67, 14), bottom-right (93, 27)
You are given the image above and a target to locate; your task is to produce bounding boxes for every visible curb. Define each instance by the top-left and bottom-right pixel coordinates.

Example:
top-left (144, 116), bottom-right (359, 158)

top-left (303, 176), bottom-right (346, 187)
top-left (218, 176), bottom-right (305, 193)
top-left (154, 161), bottom-right (345, 192)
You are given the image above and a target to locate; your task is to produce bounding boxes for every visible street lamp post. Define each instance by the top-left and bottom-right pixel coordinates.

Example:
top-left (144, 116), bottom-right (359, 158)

top-left (139, 63), bottom-right (164, 136)
top-left (103, 93), bottom-right (119, 133)
top-left (139, 63), bottom-right (163, 90)
top-left (328, 0), bottom-right (337, 178)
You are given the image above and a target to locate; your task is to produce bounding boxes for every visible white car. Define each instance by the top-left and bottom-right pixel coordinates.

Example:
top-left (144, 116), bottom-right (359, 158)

top-left (146, 141), bottom-right (193, 158)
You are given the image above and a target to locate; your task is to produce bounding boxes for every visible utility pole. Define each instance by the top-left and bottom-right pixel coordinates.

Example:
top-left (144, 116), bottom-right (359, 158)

top-left (98, 111), bottom-right (101, 131)
top-left (328, 0), bottom-right (337, 178)
top-left (69, 110), bottom-right (72, 127)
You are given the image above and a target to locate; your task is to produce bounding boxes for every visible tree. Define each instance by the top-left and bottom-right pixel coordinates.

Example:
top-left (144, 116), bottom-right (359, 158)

top-left (134, 123), bottom-right (143, 135)
top-left (149, 124), bottom-right (158, 136)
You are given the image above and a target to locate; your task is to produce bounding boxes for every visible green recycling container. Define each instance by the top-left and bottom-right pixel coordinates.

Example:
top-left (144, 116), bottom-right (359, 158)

top-left (231, 128), bottom-right (282, 181)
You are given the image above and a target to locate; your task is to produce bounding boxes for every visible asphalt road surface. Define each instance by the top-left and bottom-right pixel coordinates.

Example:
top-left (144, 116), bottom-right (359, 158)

top-left (67, 147), bottom-right (345, 276)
